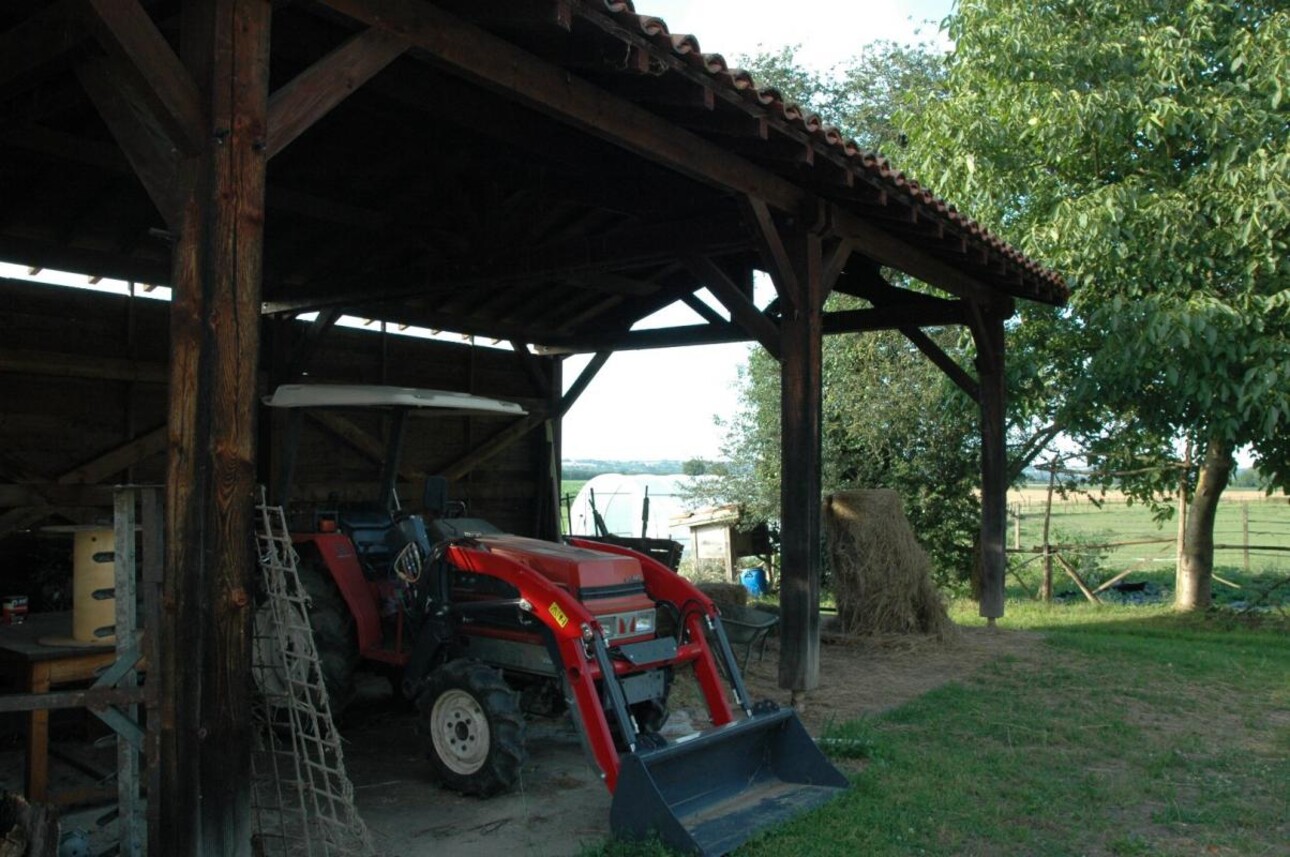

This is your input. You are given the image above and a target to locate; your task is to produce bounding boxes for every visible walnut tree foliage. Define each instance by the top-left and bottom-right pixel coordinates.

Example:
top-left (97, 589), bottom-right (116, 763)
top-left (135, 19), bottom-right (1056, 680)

top-left (898, 0), bottom-right (1290, 606)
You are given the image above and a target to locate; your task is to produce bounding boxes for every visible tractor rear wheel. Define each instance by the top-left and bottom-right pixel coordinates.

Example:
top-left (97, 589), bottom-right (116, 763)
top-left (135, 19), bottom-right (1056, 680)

top-left (297, 559), bottom-right (359, 718)
top-left (418, 660), bottom-right (526, 796)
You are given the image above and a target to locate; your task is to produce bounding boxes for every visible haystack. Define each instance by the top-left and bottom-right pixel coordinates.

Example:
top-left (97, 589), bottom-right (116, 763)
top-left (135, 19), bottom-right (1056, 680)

top-left (824, 490), bottom-right (953, 638)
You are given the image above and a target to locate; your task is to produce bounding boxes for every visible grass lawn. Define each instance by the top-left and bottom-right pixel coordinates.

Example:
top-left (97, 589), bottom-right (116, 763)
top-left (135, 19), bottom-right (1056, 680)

top-left (589, 602), bottom-right (1290, 856)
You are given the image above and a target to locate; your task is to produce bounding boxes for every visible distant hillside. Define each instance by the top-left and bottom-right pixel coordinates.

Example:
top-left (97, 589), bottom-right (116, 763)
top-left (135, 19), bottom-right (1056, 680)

top-left (562, 459), bottom-right (687, 480)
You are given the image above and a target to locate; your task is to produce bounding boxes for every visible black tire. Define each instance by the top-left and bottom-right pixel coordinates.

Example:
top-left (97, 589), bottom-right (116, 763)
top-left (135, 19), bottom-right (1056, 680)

top-left (297, 558), bottom-right (360, 718)
top-left (417, 660), bottom-right (526, 796)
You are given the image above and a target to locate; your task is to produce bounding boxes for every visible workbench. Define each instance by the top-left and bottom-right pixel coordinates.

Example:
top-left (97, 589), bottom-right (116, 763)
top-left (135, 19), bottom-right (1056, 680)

top-left (0, 612), bottom-right (118, 803)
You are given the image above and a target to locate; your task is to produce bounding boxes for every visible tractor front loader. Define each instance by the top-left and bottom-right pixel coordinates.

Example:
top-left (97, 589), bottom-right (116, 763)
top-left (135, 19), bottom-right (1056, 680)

top-left (264, 384), bottom-right (847, 855)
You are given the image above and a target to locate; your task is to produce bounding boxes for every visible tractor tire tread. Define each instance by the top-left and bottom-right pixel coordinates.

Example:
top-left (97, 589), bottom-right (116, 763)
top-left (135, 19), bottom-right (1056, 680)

top-left (297, 560), bottom-right (360, 718)
top-left (418, 660), bottom-right (526, 797)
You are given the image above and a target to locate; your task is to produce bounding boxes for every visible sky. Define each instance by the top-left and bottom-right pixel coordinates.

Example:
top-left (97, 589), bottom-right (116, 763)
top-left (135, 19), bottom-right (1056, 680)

top-left (560, 0), bottom-right (955, 462)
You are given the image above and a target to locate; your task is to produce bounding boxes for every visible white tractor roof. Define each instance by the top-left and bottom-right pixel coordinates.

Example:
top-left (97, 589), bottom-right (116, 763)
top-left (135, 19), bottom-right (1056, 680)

top-left (264, 384), bottom-right (526, 416)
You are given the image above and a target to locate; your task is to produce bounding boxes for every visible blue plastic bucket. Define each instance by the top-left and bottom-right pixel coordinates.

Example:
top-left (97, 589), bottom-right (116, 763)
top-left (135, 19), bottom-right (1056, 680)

top-left (739, 567), bottom-right (768, 597)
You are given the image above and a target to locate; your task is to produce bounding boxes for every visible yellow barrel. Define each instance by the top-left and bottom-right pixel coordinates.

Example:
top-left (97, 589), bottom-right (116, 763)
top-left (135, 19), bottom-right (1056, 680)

top-left (72, 528), bottom-right (116, 644)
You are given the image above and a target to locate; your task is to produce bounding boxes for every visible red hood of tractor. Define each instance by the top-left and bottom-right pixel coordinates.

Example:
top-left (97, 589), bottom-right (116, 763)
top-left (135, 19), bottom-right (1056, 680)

top-left (474, 535), bottom-right (645, 596)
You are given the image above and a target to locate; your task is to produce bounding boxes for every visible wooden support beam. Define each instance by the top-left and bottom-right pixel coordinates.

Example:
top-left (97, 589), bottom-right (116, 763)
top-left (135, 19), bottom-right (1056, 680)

top-left (534, 323), bottom-right (746, 354)
top-left (970, 307), bottom-right (1008, 620)
top-left (680, 292), bottom-right (727, 326)
top-left (160, 1), bottom-right (270, 852)
top-left (683, 255), bottom-right (780, 359)
top-left (304, 411), bottom-right (421, 484)
top-left (903, 328), bottom-right (980, 403)
top-left (0, 1), bottom-right (84, 94)
top-left (81, 0), bottom-right (204, 155)
top-left (0, 238), bottom-right (170, 286)
top-left (266, 27), bottom-right (409, 159)
top-left (75, 57), bottom-right (182, 227)
top-left (279, 306), bottom-right (342, 384)
top-left (830, 205), bottom-right (1012, 309)
top-left (778, 227), bottom-right (825, 694)
top-left (316, 0), bottom-right (804, 211)
top-left (822, 300), bottom-right (966, 334)
top-left (261, 215), bottom-right (751, 315)
top-left (742, 196), bottom-right (798, 313)
top-left (558, 351), bottom-right (610, 417)
top-left (510, 341), bottom-right (553, 398)
top-left (0, 347), bottom-right (168, 383)
top-left (57, 426), bottom-right (167, 485)
top-left (439, 413), bottom-right (547, 481)
top-left (0, 484), bottom-right (115, 507)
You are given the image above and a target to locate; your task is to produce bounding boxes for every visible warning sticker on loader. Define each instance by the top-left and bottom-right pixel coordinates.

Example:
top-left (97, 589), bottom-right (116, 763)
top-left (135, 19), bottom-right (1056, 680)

top-left (548, 602), bottom-right (569, 628)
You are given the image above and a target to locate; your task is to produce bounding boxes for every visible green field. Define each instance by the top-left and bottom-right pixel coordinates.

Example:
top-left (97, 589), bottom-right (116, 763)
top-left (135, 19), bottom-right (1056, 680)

top-left (589, 603), bottom-right (1290, 856)
top-left (1007, 489), bottom-right (1289, 605)
top-left (559, 480), bottom-right (586, 534)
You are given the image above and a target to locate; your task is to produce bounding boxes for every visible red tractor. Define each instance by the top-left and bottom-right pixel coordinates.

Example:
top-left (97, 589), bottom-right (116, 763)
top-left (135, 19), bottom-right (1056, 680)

top-left (266, 384), bottom-right (846, 855)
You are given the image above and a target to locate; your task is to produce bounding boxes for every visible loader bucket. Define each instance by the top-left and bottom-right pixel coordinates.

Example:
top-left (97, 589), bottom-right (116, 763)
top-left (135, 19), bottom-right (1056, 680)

top-left (610, 707), bottom-right (848, 856)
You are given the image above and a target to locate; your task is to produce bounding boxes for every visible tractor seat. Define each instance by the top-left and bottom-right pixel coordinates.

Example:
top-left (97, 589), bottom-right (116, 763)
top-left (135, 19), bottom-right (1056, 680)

top-left (336, 507), bottom-right (395, 574)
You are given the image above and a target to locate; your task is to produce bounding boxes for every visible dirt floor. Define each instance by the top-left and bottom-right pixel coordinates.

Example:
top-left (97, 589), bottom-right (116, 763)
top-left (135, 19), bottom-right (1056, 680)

top-left (345, 625), bottom-right (1042, 856)
top-left (0, 626), bottom-right (1043, 856)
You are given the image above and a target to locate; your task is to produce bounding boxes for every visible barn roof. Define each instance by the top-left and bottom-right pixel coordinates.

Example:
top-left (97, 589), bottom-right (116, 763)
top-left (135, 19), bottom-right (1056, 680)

top-left (0, 0), bottom-right (1067, 354)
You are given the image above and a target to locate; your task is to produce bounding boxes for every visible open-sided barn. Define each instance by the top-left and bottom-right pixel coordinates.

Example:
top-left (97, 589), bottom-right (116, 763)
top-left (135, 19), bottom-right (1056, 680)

top-left (1, 1), bottom-right (1066, 852)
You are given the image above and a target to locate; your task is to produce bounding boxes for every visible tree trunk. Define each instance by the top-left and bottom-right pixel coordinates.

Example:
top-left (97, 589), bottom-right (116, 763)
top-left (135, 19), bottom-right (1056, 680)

top-left (1176, 436), bottom-right (1235, 611)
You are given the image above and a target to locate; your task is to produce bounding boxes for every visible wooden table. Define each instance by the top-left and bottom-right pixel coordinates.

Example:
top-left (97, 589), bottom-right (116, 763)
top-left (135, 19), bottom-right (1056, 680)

top-left (0, 612), bottom-right (118, 803)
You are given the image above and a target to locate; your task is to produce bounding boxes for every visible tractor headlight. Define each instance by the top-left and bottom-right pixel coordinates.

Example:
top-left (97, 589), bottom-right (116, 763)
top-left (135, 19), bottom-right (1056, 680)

top-left (597, 608), bottom-right (657, 641)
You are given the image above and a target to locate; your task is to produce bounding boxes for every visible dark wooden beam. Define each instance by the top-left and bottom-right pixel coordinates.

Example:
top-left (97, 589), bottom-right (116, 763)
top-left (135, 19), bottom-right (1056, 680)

top-left (160, 0), bottom-right (270, 852)
top-left (260, 215), bottom-right (752, 315)
top-left (81, 0), bottom-right (204, 154)
top-left (0, 1), bottom-right (84, 94)
top-left (822, 301), bottom-right (966, 333)
top-left (74, 54), bottom-right (183, 228)
top-left (438, 413), bottom-right (548, 481)
top-left (683, 255), bottom-right (780, 359)
top-left (304, 411), bottom-right (422, 483)
top-left (680, 292), bottom-right (727, 326)
top-left (558, 350), bottom-right (610, 416)
top-left (510, 341), bottom-right (553, 398)
top-left (535, 323), bottom-right (746, 354)
top-left (830, 204), bottom-right (1011, 309)
top-left (742, 196), bottom-right (799, 314)
top-left (0, 346), bottom-right (167, 383)
top-left (266, 27), bottom-right (409, 159)
top-left (0, 484), bottom-right (115, 507)
top-left (0, 237), bottom-right (170, 285)
top-left (903, 328), bottom-right (980, 403)
top-left (278, 305), bottom-right (342, 384)
top-left (969, 306), bottom-right (1008, 621)
top-left (779, 227), bottom-right (824, 695)
top-left (57, 426), bottom-right (167, 485)
top-left (316, 0), bottom-right (805, 210)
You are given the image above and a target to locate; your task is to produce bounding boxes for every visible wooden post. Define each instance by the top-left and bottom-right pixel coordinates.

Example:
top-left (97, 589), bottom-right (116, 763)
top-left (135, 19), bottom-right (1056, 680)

top-left (1040, 461), bottom-right (1057, 602)
top-left (778, 228), bottom-right (824, 693)
top-left (1242, 503), bottom-right (1250, 572)
top-left (972, 309), bottom-right (1008, 620)
top-left (1012, 505), bottom-right (1021, 550)
top-left (1176, 442), bottom-right (1191, 582)
top-left (162, 2), bottom-right (271, 854)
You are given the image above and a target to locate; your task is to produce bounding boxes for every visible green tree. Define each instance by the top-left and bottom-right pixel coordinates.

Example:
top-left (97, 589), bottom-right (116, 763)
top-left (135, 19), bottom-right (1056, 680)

top-left (902, 0), bottom-right (1290, 609)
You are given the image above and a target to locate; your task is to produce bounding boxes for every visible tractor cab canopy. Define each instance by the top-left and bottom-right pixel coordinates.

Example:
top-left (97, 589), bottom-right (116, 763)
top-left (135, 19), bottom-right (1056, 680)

top-left (264, 383), bottom-right (526, 515)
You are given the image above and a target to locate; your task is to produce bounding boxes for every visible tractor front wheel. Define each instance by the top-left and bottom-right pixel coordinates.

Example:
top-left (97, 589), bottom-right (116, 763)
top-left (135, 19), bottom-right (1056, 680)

top-left (418, 660), bottom-right (526, 796)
